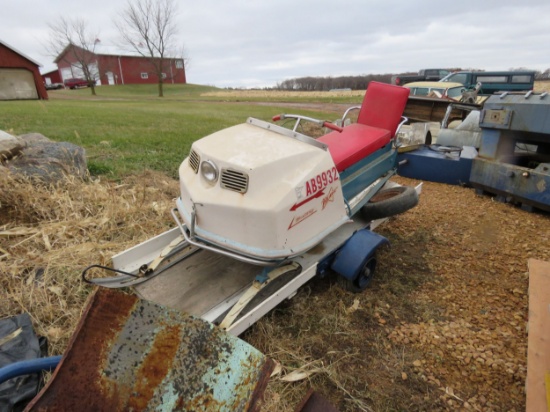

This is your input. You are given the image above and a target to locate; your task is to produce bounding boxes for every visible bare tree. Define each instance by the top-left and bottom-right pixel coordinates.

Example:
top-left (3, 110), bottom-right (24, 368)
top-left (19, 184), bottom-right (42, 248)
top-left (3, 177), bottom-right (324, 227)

top-left (47, 18), bottom-right (100, 96)
top-left (115, 0), bottom-right (181, 97)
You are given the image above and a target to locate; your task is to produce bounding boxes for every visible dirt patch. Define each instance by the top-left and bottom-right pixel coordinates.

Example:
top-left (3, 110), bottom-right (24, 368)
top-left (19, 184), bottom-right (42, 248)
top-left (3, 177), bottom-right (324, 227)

top-left (246, 177), bottom-right (550, 411)
top-left (200, 90), bottom-right (366, 99)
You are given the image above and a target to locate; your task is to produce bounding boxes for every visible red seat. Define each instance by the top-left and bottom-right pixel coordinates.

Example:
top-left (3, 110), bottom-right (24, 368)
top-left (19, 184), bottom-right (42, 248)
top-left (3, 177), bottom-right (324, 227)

top-left (318, 124), bottom-right (390, 172)
top-left (319, 82), bottom-right (410, 172)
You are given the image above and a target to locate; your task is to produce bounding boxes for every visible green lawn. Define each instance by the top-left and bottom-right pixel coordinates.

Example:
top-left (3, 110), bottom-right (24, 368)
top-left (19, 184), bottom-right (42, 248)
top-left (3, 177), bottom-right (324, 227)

top-left (0, 84), bottom-right (353, 178)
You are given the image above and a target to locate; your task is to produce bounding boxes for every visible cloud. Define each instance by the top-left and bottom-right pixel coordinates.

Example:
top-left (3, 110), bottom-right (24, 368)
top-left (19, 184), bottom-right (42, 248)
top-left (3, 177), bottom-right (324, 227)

top-left (1, 0), bottom-right (548, 88)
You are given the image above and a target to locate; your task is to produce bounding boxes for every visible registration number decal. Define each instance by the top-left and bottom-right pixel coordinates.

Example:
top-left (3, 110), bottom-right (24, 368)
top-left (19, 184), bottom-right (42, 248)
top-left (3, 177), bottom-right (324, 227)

top-left (290, 167), bottom-right (339, 212)
top-left (306, 167), bottom-right (339, 197)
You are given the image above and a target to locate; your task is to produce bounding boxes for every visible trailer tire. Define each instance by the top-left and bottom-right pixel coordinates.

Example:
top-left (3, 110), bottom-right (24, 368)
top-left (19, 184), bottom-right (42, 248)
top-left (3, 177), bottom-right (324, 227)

top-left (337, 256), bottom-right (377, 293)
top-left (361, 186), bottom-right (418, 221)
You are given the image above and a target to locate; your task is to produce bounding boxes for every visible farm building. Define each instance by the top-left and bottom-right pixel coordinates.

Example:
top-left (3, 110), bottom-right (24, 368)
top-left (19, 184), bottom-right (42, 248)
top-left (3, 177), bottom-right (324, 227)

top-left (55, 44), bottom-right (186, 86)
top-left (0, 40), bottom-right (48, 100)
top-left (41, 69), bottom-right (63, 85)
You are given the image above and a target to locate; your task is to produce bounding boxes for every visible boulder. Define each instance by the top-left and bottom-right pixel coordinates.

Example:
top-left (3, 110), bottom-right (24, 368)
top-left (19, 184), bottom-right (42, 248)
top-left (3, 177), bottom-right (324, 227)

top-left (0, 130), bottom-right (17, 141)
top-left (0, 130), bottom-right (88, 184)
top-left (6, 141), bottom-right (88, 183)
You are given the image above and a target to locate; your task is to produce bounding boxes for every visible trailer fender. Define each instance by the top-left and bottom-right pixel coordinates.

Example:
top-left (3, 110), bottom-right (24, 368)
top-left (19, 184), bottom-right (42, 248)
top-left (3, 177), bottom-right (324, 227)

top-left (331, 229), bottom-right (389, 282)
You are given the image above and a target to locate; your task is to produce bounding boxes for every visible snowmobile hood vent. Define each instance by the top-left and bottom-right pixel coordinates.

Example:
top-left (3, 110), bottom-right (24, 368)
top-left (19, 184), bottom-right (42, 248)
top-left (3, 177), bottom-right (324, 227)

top-left (220, 169), bottom-right (249, 193)
top-left (189, 149), bottom-right (200, 173)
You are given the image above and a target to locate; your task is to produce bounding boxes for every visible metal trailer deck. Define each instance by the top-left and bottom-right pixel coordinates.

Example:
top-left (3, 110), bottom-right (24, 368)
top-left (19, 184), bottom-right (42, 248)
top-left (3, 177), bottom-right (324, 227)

top-left (91, 182), bottom-right (420, 336)
top-left (110, 212), bottom-right (386, 336)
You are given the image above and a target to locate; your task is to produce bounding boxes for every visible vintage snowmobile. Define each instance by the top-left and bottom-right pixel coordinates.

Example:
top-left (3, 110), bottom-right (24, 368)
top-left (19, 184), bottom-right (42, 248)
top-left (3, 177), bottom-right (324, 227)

top-left (172, 81), bottom-right (417, 265)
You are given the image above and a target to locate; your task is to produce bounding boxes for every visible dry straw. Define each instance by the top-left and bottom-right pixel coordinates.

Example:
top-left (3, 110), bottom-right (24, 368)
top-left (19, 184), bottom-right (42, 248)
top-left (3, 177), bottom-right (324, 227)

top-left (0, 171), bottom-right (179, 354)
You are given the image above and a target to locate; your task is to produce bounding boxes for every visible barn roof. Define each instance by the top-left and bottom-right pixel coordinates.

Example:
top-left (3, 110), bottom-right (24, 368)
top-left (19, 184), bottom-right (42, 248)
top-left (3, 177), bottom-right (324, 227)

top-left (0, 39), bottom-right (42, 67)
top-left (41, 68), bottom-right (60, 77)
top-left (54, 43), bottom-right (181, 63)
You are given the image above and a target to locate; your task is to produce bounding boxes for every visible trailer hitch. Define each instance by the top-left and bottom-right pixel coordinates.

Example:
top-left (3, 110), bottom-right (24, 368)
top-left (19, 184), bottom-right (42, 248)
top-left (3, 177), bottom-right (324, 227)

top-left (81, 235), bottom-right (197, 288)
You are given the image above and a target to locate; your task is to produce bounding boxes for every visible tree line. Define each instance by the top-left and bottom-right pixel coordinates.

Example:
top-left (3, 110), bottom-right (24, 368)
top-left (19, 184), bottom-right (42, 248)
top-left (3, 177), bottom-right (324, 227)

top-left (276, 74), bottom-right (394, 91)
top-left (275, 68), bottom-right (550, 91)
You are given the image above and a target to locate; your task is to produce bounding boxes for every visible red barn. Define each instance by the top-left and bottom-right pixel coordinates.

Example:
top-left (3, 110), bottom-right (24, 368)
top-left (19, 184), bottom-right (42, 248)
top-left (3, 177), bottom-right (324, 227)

top-left (55, 44), bottom-right (186, 86)
top-left (0, 40), bottom-right (48, 100)
top-left (41, 69), bottom-right (63, 85)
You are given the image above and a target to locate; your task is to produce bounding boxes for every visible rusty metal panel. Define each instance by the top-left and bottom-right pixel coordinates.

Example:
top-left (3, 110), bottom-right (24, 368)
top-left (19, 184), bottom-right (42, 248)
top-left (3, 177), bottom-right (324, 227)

top-left (403, 96), bottom-right (480, 123)
top-left (26, 288), bottom-right (273, 412)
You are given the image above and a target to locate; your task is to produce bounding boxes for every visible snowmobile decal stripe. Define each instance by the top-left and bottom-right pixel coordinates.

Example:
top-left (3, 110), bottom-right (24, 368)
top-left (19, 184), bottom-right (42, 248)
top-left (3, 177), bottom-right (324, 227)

top-left (290, 190), bottom-right (325, 211)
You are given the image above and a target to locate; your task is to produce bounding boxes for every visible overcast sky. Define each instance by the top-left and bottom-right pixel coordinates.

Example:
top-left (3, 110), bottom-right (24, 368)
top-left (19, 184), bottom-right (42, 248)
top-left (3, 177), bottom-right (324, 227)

top-left (1, 0), bottom-right (548, 88)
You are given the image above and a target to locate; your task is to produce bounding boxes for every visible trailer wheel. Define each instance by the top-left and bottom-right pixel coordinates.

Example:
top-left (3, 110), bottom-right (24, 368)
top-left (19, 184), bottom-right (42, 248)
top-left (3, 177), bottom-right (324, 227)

top-left (337, 256), bottom-right (377, 293)
top-left (361, 186), bottom-right (418, 221)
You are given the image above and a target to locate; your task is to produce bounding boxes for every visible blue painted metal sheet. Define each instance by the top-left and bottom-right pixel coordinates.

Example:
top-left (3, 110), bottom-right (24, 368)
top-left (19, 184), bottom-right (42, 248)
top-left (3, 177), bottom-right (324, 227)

top-left (26, 289), bottom-right (273, 412)
top-left (480, 94), bottom-right (550, 134)
top-left (340, 144), bottom-right (397, 203)
top-left (470, 157), bottom-right (550, 212)
top-left (397, 145), bottom-right (476, 185)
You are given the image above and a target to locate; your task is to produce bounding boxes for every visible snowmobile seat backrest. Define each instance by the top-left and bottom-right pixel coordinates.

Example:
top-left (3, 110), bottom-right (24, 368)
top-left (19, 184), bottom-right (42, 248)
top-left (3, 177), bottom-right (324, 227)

top-left (357, 82), bottom-right (410, 138)
top-left (356, 81), bottom-right (410, 138)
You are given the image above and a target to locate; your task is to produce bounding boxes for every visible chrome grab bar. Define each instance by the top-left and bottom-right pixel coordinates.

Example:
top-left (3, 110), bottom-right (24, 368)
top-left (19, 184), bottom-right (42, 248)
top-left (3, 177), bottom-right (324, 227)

top-left (171, 208), bottom-right (284, 267)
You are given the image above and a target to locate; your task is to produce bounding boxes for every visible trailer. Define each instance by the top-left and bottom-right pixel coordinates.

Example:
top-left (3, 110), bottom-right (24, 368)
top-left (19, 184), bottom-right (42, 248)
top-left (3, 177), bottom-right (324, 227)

top-left (85, 189), bottom-right (414, 336)
top-left (83, 81), bottom-right (420, 335)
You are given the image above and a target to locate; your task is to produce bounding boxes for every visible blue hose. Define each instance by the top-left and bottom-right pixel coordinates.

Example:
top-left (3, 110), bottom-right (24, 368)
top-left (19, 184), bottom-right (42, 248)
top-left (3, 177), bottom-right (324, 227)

top-left (0, 356), bottom-right (62, 384)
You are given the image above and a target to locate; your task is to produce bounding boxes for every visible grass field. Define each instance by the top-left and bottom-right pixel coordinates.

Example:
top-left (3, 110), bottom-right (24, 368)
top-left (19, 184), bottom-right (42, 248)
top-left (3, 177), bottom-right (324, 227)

top-left (0, 84), bottom-right (353, 178)
top-left (3, 81), bottom-right (548, 179)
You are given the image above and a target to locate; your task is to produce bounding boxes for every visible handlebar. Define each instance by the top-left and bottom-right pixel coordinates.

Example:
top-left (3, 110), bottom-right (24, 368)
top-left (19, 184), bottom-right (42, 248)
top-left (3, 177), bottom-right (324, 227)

top-left (322, 121), bottom-right (343, 133)
top-left (272, 114), bottom-right (343, 133)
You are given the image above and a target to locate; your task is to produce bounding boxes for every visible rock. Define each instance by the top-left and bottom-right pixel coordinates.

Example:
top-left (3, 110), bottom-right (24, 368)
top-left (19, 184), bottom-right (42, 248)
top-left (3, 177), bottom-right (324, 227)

top-left (6, 141), bottom-right (88, 183)
top-left (0, 130), bottom-right (17, 141)
top-left (1, 131), bottom-right (87, 183)
top-left (18, 133), bottom-right (51, 145)
top-left (0, 137), bottom-right (27, 162)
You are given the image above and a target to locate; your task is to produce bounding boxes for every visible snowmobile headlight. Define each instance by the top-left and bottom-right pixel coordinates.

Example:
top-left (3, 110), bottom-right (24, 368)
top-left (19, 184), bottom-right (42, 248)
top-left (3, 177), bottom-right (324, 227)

top-left (201, 160), bottom-right (219, 184)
